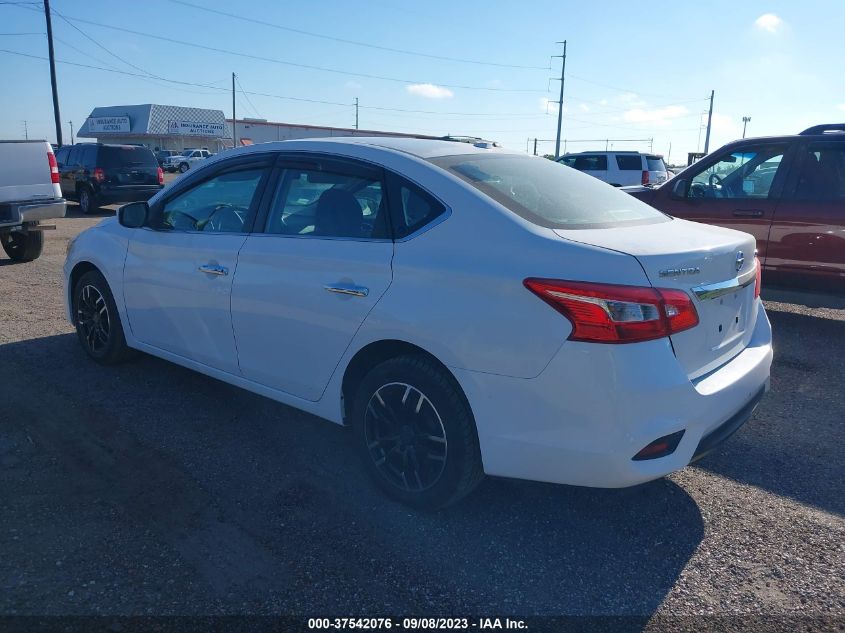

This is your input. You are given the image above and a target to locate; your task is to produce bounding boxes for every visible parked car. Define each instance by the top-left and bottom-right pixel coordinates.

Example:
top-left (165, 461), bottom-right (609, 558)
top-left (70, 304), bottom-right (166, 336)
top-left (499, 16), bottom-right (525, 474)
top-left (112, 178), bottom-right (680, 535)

top-left (558, 151), bottom-right (668, 186)
top-left (54, 143), bottom-right (164, 215)
top-left (625, 124), bottom-right (845, 287)
top-left (0, 140), bottom-right (66, 262)
top-left (64, 137), bottom-right (772, 508)
top-left (163, 148), bottom-right (213, 173)
top-left (155, 149), bottom-right (179, 168)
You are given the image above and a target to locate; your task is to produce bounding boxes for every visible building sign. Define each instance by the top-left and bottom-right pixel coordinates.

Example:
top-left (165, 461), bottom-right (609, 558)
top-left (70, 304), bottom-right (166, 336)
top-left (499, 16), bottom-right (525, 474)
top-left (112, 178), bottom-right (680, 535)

top-left (88, 116), bottom-right (130, 133)
top-left (167, 120), bottom-right (225, 137)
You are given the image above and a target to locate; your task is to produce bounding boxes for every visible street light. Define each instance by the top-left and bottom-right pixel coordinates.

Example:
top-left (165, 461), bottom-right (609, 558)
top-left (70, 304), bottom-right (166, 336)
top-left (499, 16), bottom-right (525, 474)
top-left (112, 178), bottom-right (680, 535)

top-left (68, 120), bottom-right (74, 145)
top-left (742, 116), bottom-right (751, 138)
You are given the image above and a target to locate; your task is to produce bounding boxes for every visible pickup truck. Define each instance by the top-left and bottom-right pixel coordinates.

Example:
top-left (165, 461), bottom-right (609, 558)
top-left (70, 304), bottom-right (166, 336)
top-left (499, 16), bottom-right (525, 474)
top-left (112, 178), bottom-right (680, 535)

top-left (163, 149), bottom-right (213, 174)
top-left (0, 140), bottom-right (66, 262)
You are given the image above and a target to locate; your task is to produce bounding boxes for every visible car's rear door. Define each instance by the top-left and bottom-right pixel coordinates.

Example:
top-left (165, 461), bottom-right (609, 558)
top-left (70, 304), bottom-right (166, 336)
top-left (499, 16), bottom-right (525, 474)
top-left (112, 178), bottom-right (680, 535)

top-left (766, 140), bottom-right (845, 280)
top-left (123, 154), bottom-right (273, 374)
top-left (231, 154), bottom-right (394, 401)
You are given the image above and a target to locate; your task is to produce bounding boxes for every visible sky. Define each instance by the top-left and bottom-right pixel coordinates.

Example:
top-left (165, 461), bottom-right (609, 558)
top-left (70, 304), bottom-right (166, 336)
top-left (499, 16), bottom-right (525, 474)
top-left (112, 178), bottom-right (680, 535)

top-left (1, 0), bottom-right (843, 164)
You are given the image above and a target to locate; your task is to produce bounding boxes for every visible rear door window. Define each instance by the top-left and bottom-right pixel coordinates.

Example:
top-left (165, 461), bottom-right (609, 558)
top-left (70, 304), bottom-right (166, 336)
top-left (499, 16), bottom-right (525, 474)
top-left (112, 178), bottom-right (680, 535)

top-left (615, 154), bottom-right (643, 170)
top-left (792, 143), bottom-right (845, 200)
top-left (561, 155), bottom-right (607, 171)
top-left (387, 175), bottom-right (447, 239)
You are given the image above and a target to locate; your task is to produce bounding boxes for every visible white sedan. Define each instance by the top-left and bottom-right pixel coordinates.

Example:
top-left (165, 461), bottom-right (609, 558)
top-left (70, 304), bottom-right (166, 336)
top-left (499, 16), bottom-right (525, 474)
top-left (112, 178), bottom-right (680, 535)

top-left (64, 137), bottom-right (772, 508)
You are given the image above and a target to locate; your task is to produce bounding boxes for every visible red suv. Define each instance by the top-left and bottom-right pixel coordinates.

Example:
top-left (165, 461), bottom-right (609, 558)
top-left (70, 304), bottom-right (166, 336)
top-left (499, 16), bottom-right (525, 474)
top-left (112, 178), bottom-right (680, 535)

top-left (626, 124), bottom-right (845, 289)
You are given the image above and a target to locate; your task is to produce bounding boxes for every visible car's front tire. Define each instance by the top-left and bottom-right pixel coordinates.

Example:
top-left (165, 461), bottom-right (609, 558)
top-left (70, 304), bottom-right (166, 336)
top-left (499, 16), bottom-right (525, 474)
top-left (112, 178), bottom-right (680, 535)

top-left (352, 355), bottom-right (484, 509)
top-left (179, 163), bottom-right (189, 173)
top-left (1, 228), bottom-right (44, 262)
top-left (73, 270), bottom-right (131, 365)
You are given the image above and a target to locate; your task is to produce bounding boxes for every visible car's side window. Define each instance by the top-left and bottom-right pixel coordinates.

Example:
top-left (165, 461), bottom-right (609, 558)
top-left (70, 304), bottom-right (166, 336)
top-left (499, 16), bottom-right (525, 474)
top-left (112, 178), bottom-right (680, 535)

top-left (265, 165), bottom-right (388, 239)
top-left (689, 145), bottom-right (786, 199)
top-left (67, 146), bottom-right (81, 167)
top-left (615, 154), bottom-right (642, 170)
top-left (792, 143), bottom-right (845, 200)
top-left (387, 175), bottom-right (447, 239)
top-left (159, 167), bottom-right (267, 233)
top-left (54, 147), bottom-right (69, 167)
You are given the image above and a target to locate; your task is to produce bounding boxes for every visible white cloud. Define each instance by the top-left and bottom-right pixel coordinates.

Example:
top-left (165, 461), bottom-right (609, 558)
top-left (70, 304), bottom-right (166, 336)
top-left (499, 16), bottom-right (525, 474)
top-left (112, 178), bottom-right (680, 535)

top-left (622, 105), bottom-right (689, 125)
top-left (579, 103), bottom-right (590, 112)
top-left (406, 83), bottom-right (454, 99)
top-left (616, 92), bottom-right (646, 108)
top-left (599, 98), bottom-right (608, 106)
top-left (754, 13), bottom-right (783, 33)
top-left (344, 80), bottom-right (362, 91)
top-left (837, 103), bottom-right (845, 111)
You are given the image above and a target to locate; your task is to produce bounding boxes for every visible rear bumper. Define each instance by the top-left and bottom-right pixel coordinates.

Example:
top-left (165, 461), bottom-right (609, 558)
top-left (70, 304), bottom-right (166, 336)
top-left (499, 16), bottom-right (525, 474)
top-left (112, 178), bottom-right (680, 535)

top-left (0, 198), bottom-right (66, 228)
top-left (95, 186), bottom-right (162, 204)
top-left (451, 300), bottom-right (773, 488)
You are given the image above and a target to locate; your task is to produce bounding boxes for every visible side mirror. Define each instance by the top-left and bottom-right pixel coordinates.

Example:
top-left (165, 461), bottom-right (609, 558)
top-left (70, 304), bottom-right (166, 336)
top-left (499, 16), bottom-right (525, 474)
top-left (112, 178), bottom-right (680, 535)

top-left (670, 178), bottom-right (689, 200)
top-left (118, 201), bottom-right (149, 228)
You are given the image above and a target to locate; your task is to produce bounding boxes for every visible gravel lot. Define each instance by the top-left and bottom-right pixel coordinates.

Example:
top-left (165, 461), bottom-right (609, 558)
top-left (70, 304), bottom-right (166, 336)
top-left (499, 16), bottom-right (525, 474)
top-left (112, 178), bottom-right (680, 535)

top-left (1, 211), bottom-right (843, 629)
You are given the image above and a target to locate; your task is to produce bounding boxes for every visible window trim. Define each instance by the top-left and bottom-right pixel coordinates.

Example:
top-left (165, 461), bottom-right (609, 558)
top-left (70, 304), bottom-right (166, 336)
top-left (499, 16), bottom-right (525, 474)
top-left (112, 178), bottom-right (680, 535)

top-left (148, 154), bottom-right (274, 235)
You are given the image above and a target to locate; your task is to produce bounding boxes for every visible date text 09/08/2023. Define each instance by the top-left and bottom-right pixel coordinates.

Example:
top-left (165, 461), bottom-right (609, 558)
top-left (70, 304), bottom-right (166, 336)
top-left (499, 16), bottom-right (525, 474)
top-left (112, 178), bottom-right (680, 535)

top-left (307, 617), bottom-right (528, 630)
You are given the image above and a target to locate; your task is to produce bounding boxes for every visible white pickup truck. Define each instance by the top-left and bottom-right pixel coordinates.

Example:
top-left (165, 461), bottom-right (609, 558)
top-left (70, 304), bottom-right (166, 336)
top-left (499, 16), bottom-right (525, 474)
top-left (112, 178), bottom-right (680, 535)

top-left (0, 140), bottom-right (67, 262)
top-left (163, 148), bottom-right (213, 173)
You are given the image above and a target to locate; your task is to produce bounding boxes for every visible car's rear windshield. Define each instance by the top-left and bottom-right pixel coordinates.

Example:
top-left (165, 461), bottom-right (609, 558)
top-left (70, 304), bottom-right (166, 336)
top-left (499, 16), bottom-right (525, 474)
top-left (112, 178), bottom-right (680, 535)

top-left (430, 153), bottom-right (670, 230)
top-left (99, 146), bottom-right (157, 169)
top-left (646, 155), bottom-right (666, 171)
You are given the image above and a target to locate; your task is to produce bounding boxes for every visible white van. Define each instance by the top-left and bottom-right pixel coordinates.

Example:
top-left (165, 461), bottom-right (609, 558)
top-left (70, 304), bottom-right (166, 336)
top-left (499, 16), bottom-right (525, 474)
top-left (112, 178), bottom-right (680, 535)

top-left (558, 151), bottom-right (668, 187)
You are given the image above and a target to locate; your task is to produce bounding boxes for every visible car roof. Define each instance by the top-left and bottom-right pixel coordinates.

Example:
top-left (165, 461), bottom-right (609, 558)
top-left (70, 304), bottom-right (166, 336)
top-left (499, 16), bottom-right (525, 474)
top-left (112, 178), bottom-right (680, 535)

top-left (225, 136), bottom-right (516, 160)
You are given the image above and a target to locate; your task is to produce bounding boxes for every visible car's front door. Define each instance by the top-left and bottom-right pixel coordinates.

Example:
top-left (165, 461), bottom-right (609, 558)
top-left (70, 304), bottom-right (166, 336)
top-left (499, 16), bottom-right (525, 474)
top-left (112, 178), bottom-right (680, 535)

top-left (656, 142), bottom-right (793, 261)
top-left (766, 140), bottom-right (845, 280)
top-left (123, 155), bottom-right (273, 374)
top-left (231, 156), bottom-right (395, 401)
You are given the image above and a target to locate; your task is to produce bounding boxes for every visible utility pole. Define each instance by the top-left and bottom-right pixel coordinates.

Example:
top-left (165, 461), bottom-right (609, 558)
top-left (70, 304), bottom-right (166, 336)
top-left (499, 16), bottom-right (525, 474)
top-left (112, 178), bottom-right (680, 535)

top-left (742, 116), bottom-right (751, 138)
top-left (68, 120), bottom-right (73, 145)
top-left (354, 97), bottom-right (359, 130)
top-left (44, 0), bottom-right (62, 146)
top-left (22, 120), bottom-right (28, 140)
top-left (231, 72), bottom-right (237, 148)
top-left (552, 40), bottom-right (567, 159)
top-left (703, 90), bottom-right (714, 154)
top-left (533, 138), bottom-right (538, 156)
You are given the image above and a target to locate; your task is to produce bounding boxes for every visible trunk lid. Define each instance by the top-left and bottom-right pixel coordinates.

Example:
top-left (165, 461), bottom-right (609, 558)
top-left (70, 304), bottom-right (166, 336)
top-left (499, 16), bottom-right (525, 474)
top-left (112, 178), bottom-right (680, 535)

top-left (555, 218), bottom-right (758, 379)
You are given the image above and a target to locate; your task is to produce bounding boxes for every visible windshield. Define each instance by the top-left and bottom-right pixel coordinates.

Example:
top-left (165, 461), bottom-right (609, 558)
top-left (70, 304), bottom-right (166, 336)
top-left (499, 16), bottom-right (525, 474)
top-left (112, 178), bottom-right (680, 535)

top-left (181, 150), bottom-right (193, 156)
top-left (646, 155), bottom-right (666, 171)
top-left (99, 146), bottom-right (157, 168)
top-left (430, 153), bottom-right (669, 229)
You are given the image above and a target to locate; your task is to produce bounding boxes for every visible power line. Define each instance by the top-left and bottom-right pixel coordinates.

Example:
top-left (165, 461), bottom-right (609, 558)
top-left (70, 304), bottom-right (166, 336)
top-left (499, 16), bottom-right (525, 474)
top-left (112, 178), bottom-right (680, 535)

top-left (40, 14), bottom-right (547, 93)
top-left (235, 75), bottom-right (262, 119)
top-left (168, 0), bottom-right (549, 71)
top-left (566, 73), bottom-right (703, 101)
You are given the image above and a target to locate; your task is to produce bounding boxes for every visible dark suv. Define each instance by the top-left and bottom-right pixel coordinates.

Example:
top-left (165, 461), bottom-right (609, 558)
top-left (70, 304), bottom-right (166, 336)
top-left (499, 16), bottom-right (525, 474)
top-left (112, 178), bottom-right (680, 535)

top-left (54, 143), bottom-right (164, 214)
top-left (626, 124), bottom-right (845, 288)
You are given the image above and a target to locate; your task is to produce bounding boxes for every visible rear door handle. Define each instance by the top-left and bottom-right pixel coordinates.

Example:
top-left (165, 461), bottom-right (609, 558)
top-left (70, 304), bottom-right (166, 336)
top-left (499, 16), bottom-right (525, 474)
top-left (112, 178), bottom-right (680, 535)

top-left (198, 264), bottom-right (228, 276)
top-left (324, 283), bottom-right (369, 297)
top-left (732, 209), bottom-right (765, 217)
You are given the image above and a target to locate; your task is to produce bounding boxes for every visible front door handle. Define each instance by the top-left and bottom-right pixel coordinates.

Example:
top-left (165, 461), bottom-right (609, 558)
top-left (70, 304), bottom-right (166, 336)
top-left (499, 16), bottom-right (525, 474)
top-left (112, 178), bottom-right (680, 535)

top-left (732, 209), bottom-right (764, 217)
top-left (324, 283), bottom-right (369, 297)
top-left (198, 264), bottom-right (228, 276)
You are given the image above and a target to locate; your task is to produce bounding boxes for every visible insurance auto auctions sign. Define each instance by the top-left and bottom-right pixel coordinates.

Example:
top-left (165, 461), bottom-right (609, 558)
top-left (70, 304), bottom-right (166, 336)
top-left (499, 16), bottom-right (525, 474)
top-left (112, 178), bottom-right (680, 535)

top-left (88, 116), bottom-right (130, 133)
top-left (167, 120), bottom-right (225, 137)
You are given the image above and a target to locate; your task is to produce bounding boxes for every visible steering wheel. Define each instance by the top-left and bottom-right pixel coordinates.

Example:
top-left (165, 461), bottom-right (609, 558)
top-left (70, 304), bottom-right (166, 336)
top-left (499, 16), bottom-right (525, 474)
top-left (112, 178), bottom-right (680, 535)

top-left (201, 204), bottom-right (247, 232)
top-left (165, 210), bottom-right (200, 230)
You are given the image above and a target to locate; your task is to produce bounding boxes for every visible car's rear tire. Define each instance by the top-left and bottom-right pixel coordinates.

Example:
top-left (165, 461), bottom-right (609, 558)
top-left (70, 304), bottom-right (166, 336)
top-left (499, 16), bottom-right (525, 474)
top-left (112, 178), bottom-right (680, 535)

top-left (73, 270), bottom-right (132, 365)
top-left (351, 355), bottom-right (484, 509)
top-left (1, 228), bottom-right (44, 262)
top-left (179, 163), bottom-right (189, 173)
top-left (78, 187), bottom-right (98, 215)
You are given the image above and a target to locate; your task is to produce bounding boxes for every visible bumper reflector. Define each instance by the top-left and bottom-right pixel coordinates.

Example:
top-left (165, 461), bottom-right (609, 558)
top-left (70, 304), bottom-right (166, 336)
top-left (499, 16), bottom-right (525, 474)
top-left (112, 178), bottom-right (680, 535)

top-left (632, 430), bottom-right (685, 461)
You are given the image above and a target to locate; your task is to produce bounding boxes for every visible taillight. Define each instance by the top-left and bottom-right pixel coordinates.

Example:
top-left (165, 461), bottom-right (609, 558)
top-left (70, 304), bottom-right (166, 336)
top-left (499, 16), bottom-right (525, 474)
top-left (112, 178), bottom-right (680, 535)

top-left (523, 278), bottom-right (699, 344)
top-left (754, 256), bottom-right (762, 298)
top-left (157, 166), bottom-right (164, 185)
top-left (93, 167), bottom-right (105, 183)
top-left (47, 151), bottom-right (60, 184)
top-left (641, 170), bottom-right (650, 185)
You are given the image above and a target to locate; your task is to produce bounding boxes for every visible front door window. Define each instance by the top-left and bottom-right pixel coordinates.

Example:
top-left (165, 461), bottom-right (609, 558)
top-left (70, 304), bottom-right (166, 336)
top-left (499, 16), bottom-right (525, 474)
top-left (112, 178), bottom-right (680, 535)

top-left (690, 145), bottom-right (786, 199)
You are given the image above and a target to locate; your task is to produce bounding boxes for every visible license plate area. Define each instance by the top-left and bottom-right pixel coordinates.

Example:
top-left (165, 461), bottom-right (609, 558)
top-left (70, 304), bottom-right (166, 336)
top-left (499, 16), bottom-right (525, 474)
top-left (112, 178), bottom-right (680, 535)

top-left (700, 286), bottom-right (751, 352)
